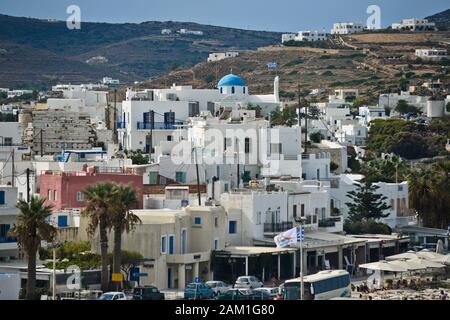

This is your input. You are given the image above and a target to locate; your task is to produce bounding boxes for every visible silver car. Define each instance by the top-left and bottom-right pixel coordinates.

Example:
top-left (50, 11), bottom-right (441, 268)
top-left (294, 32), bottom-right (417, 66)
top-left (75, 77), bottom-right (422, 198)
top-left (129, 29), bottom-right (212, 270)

top-left (205, 281), bottom-right (231, 296)
top-left (234, 276), bottom-right (263, 289)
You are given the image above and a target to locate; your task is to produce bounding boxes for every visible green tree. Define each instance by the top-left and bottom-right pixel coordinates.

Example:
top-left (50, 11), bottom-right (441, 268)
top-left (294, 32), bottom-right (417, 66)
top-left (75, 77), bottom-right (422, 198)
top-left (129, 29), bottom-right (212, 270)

top-left (330, 161), bottom-right (339, 172)
top-left (109, 184), bottom-right (141, 288)
top-left (385, 132), bottom-right (429, 160)
top-left (345, 181), bottom-right (391, 223)
top-left (128, 150), bottom-right (149, 165)
top-left (108, 250), bottom-right (144, 281)
top-left (309, 132), bottom-right (324, 143)
top-left (360, 155), bottom-right (410, 184)
top-left (9, 197), bottom-right (56, 300)
top-left (270, 107), bottom-right (297, 127)
top-left (408, 161), bottom-right (450, 229)
top-left (82, 182), bottom-right (115, 292)
top-left (395, 100), bottom-right (420, 115)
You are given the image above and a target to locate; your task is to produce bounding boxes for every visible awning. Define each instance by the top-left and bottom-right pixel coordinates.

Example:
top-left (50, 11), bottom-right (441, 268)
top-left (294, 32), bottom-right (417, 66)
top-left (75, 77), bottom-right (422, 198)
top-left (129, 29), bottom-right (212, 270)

top-left (359, 260), bottom-right (408, 272)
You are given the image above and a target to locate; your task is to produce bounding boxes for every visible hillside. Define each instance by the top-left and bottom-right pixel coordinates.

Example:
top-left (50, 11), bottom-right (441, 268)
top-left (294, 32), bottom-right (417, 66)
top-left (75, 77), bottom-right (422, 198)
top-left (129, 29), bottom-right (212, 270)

top-left (0, 14), bottom-right (281, 89)
top-left (139, 31), bottom-right (450, 104)
top-left (426, 8), bottom-right (450, 30)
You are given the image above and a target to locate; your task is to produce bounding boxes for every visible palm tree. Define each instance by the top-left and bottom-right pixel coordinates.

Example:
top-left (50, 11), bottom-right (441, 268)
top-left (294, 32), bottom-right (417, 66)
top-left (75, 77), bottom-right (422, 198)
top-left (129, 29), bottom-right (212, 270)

top-left (110, 184), bottom-right (141, 288)
top-left (82, 182), bottom-right (115, 292)
top-left (9, 197), bottom-right (56, 300)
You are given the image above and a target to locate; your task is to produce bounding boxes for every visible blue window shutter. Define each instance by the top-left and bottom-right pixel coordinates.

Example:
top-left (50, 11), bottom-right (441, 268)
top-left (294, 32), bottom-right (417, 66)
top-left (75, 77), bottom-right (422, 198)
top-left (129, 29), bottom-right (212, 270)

top-left (0, 191), bottom-right (5, 205)
top-left (58, 216), bottom-right (68, 227)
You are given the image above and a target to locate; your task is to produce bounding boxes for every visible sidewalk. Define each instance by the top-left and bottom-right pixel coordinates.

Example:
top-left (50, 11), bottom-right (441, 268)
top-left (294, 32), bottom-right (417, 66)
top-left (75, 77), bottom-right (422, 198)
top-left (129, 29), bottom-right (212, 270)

top-left (161, 289), bottom-right (184, 300)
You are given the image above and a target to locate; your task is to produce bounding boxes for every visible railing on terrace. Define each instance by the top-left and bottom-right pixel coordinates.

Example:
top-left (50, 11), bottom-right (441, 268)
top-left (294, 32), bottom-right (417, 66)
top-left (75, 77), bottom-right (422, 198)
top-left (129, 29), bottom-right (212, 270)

top-left (318, 217), bottom-right (342, 228)
top-left (263, 222), bottom-right (293, 233)
top-left (137, 122), bottom-right (185, 130)
top-left (0, 237), bottom-right (17, 243)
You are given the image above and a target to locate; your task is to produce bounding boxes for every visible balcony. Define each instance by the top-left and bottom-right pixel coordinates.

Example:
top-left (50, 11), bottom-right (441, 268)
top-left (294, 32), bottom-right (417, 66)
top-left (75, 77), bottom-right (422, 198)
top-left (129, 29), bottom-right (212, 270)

top-left (318, 216), bottom-right (343, 233)
top-left (0, 236), bottom-right (18, 250)
top-left (117, 122), bottom-right (126, 129)
top-left (136, 122), bottom-right (185, 130)
top-left (0, 236), bottom-right (17, 243)
top-left (263, 222), bottom-right (293, 233)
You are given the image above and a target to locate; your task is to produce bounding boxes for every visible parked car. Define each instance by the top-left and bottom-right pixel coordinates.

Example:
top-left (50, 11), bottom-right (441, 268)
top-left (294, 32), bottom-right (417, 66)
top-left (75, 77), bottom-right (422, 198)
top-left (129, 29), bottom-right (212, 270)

top-left (215, 289), bottom-right (253, 300)
top-left (249, 290), bottom-right (271, 300)
top-left (205, 281), bottom-right (231, 296)
top-left (252, 287), bottom-right (279, 300)
top-left (234, 276), bottom-right (263, 289)
top-left (98, 292), bottom-right (127, 301)
top-left (131, 286), bottom-right (165, 300)
top-left (184, 283), bottom-right (215, 300)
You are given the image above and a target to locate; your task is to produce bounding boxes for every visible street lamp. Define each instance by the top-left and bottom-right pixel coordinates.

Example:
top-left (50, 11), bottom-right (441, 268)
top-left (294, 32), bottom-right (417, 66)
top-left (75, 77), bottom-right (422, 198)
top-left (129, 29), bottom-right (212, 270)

top-left (294, 216), bottom-right (306, 301)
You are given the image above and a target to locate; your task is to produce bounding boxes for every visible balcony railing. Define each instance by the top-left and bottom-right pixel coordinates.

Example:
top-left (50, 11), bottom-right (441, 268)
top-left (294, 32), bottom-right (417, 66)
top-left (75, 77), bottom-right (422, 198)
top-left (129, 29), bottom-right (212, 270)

top-left (117, 122), bottom-right (126, 129)
top-left (318, 217), bottom-right (342, 228)
top-left (137, 122), bottom-right (184, 130)
top-left (263, 222), bottom-right (293, 233)
top-left (0, 236), bottom-right (17, 244)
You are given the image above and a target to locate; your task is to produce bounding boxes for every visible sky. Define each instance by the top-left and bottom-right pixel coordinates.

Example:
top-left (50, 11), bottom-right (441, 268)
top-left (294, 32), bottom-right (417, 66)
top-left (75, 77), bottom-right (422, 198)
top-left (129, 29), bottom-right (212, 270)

top-left (1, 0), bottom-right (449, 32)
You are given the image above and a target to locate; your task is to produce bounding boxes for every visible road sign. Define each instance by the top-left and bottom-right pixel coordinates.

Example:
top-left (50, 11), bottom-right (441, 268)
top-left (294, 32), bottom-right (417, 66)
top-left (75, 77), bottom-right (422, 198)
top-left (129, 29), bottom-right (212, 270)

top-left (132, 272), bottom-right (148, 278)
top-left (195, 277), bottom-right (201, 284)
top-left (112, 273), bottom-right (123, 282)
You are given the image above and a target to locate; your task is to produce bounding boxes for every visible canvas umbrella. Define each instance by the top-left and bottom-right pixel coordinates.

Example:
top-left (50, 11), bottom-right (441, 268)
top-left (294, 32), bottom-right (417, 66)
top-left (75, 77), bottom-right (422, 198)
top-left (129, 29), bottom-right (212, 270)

top-left (406, 257), bottom-right (445, 269)
top-left (417, 249), bottom-right (445, 261)
top-left (385, 251), bottom-right (418, 261)
top-left (359, 260), bottom-right (408, 272)
top-left (359, 261), bottom-right (408, 290)
top-left (389, 259), bottom-right (426, 271)
top-left (431, 254), bottom-right (450, 266)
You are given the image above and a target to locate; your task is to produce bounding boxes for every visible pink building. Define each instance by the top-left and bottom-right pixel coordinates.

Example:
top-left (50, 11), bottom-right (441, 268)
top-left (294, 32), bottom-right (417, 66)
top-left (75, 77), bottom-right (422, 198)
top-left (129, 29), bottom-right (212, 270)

top-left (39, 166), bottom-right (144, 211)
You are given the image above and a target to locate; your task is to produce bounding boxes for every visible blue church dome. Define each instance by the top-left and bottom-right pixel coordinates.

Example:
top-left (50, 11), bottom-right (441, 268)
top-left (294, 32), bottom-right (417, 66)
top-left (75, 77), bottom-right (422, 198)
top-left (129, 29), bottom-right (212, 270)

top-left (218, 74), bottom-right (246, 87)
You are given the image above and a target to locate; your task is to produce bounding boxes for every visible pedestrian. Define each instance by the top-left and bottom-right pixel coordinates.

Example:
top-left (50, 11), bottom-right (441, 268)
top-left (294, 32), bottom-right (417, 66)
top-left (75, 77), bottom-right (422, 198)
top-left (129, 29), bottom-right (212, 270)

top-left (439, 290), bottom-right (447, 300)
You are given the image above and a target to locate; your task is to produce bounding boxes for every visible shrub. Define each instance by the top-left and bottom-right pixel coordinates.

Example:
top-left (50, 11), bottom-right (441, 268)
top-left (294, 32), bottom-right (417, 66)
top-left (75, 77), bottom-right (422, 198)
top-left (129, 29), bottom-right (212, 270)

top-left (309, 132), bottom-right (324, 143)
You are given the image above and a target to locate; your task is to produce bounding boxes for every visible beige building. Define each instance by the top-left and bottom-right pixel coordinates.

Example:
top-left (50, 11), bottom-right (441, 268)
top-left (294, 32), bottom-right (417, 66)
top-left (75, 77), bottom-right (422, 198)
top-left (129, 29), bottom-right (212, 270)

top-left (80, 205), bottom-right (227, 290)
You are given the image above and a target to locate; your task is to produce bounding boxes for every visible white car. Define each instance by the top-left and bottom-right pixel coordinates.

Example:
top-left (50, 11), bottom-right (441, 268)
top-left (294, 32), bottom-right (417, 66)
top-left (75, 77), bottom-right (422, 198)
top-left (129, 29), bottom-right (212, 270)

top-left (205, 281), bottom-right (231, 296)
top-left (234, 276), bottom-right (263, 289)
top-left (98, 292), bottom-right (127, 300)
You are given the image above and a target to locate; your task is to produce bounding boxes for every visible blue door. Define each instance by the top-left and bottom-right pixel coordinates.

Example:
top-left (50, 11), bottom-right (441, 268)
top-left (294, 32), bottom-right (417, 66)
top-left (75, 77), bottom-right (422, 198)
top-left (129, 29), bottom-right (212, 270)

top-left (167, 267), bottom-right (172, 289)
top-left (58, 216), bottom-right (68, 227)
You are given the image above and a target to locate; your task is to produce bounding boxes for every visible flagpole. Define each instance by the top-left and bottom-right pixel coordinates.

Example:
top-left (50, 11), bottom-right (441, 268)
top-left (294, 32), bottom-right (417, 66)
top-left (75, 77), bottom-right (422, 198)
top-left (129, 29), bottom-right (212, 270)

top-left (300, 221), bottom-right (304, 301)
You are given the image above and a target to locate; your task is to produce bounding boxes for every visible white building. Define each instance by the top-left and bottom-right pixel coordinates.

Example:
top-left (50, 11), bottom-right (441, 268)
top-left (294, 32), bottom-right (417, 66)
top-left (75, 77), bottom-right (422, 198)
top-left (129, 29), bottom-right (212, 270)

top-left (119, 74), bottom-right (280, 152)
top-left (334, 89), bottom-right (359, 101)
top-left (282, 31), bottom-right (329, 43)
top-left (102, 77), bottom-right (120, 86)
top-left (0, 186), bottom-right (19, 261)
top-left (331, 22), bottom-right (365, 35)
top-left (392, 19), bottom-right (436, 31)
top-left (379, 92), bottom-right (430, 113)
top-left (207, 52), bottom-right (239, 62)
top-left (358, 106), bottom-right (388, 125)
top-left (296, 31), bottom-right (329, 42)
top-left (161, 29), bottom-right (172, 35)
top-left (281, 33), bottom-right (297, 43)
top-left (336, 123), bottom-right (368, 146)
top-left (7, 90), bottom-right (33, 99)
top-left (329, 174), bottom-right (414, 229)
top-left (178, 29), bottom-right (203, 36)
top-left (415, 49), bottom-right (448, 60)
top-left (220, 180), bottom-right (337, 246)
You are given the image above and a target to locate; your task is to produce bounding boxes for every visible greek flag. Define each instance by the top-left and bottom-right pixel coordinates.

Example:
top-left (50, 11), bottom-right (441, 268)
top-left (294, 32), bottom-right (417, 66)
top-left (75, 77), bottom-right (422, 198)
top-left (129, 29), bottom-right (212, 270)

top-left (267, 62), bottom-right (277, 69)
top-left (297, 225), bottom-right (305, 242)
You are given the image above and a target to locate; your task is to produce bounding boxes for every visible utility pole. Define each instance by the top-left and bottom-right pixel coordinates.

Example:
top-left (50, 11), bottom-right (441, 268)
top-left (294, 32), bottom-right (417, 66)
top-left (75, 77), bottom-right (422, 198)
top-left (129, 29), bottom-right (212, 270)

top-left (40, 129), bottom-right (44, 157)
top-left (194, 147), bottom-right (201, 206)
top-left (236, 138), bottom-right (240, 188)
top-left (26, 168), bottom-right (30, 202)
top-left (113, 89), bottom-right (117, 144)
top-left (52, 248), bottom-right (56, 300)
top-left (11, 148), bottom-right (14, 187)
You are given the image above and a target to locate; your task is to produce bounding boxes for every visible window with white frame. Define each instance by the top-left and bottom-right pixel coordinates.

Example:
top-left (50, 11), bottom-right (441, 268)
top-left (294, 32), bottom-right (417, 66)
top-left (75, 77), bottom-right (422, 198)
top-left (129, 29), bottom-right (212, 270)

top-left (76, 191), bottom-right (84, 202)
top-left (47, 189), bottom-right (52, 201)
top-left (161, 235), bottom-right (167, 254)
